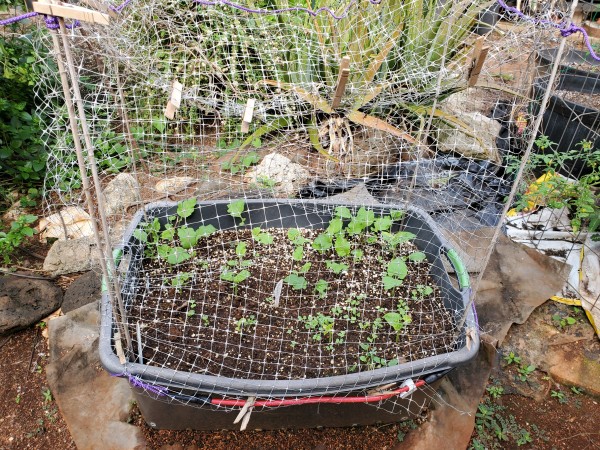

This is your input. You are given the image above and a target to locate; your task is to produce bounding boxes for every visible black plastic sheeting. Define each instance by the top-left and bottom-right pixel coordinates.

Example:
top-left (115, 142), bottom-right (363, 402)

top-left (298, 102), bottom-right (519, 230)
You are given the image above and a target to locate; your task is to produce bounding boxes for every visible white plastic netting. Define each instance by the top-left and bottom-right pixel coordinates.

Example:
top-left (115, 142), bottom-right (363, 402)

top-left (27, 0), bottom-right (600, 421)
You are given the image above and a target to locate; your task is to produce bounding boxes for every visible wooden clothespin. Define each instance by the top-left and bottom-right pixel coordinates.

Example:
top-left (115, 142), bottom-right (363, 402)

top-left (164, 80), bottom-right (183, 120)
top-left (32, 0), bottom-right (110, 24)
top-left (240, 98), bottom-right (256, 133)
top-left (233, 396), bottom-right (256, 431)
top-left (468, 36), bottom-right (489, 87)
top-left (331, 56), bottom-right (350, 109)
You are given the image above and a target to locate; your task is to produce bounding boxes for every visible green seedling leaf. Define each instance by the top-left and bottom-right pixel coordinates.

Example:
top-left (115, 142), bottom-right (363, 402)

top-left (383, 312), bottom-right (411, 333)
top-left (167, 247), bottom-right (191, 265)
top-left (157, 244), bottom-right (171, 259)
top-left (381, 231), bottom-right (416, 248)
top-left (288, 228), bottom-right (300, 240)
top-left (325, 260), bottom-right (349, 274)
top-left (408, 251), bottom-right (427, 262)
top-left (177, 198), bottom-right (197, 219)
top-left (390, 210), bottom-right (404, 221)
top-left (298, 262), bottom-right (312, 274)
top-left (292, 246), bottom-right (304, 261)
top-left (227, 199), bottom-right (246, 223)
top-left (133, 229), bottom-right (148, 243)
top-left (233, 269), bottom-right (251, 284)
top-left (334, 235), bottom-right (351, 257)
top-left (161, 225), bottom-right (175, 240)
top-left (284, 273), bottom-right (307, 290)
top-left (334, 206), bottom-right (353, 219)
top-left (312, 233), bottom-right (333, 252)
top-left (196, 224), bottom-right (216, 239)
top-left (252, 227), bottom-right (274, 245)
top-left (326, 217), bottom-right (343, 235)
top-left (242, 151), bottom-right (260, 166)
top-left (235, 241), bottom-right (247, 258)
top-left (315, 279), bottom-right (329, 298)
top-left (383, 276), bottom-right (403, 291)
top-left (177, 227), bottom-right (197, 249)
top-left (387, 258), bottom-right (408, 279)
top-left (372, 216), bottom-right (393, 232)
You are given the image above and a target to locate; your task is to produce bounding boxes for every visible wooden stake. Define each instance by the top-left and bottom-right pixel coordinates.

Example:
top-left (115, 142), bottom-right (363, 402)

top-left (33, 0), bottom-right (110, 24)
top-left (79, 0), bottom-right (118, 18)
top-left (164, 80), bottom-right (183, 120)
top-left (240, 98), bottom-right (256, 133)
top-left (331, 56), bottom-right (350, 109)
top-left (468, 37), bottom-right (489, 87)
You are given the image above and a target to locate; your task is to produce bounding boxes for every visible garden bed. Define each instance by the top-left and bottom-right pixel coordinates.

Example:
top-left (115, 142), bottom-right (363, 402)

top-left (101, 199), bottom-right (478, 398)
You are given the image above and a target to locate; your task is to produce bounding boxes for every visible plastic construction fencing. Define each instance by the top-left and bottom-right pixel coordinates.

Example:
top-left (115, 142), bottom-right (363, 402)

top-left (5, 0), bottom-right (597, 428)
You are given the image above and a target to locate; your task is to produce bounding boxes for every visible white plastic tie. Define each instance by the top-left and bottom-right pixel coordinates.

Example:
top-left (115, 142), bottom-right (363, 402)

top-left (399, 378), bottom-right (417, 399)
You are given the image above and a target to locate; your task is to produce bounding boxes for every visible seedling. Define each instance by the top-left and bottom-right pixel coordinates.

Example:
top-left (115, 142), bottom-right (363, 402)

top-left (551, 313), bottom-right (576, 329)
top-left (234, 315), bottom-right (257, 333)
top-left (383, 257), bottom-right (408, 291)
top-left (517, 364), bottom-right (536, 382)
top-left (222, 151), bottom-right (259, 174)
top-left (251, 227), bottom-right (274, 245)
top-left (314, 279), bottom-right (329, 298)
top-left (312, 233), bottom-right (333, 252)
top-left (171, 272), bottom-right (191, 290)
top-left (503, 351), bottom-right (521, 366)
top-left (411, 284), bottom-right (434, 301)
top-left (571, 386), bottom-right (584, 395)
top-left (227, 199), bottom-right (246, 224)
top-left (550, 390), bottom-right (567, 404)
top-left (383, 300), bottom-right (412, 340)
top-left (486, 385), bottom-right (504, 399)
top-left (325, 260), bottom-right (348, 275)
top-left (177, 198), bottom-right (197, 219)
top-left (221, 268), bottom-right (251, 295)
top-left (359, 343), bottom-right (398, 370)
top-left (187, 300), bottom-right (197, 317)
top-left (42, 388), bottom-right (52, 403)
top-left (284, 263), bottom-right (311, 290)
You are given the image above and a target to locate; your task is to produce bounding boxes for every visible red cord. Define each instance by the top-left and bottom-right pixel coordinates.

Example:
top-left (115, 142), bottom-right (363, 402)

top-left (211, 379), bottom-right (426, 407)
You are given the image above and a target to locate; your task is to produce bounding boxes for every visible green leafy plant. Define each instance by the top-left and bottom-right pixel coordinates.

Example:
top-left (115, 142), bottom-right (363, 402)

top-left (221, 151), bottom-right (259, 174)
top-left (486, 385), bottom-right (504, 399)
top-left (171, 272), bottom-right (192, 290)
top-left (177, 197), bottom-right (197, 219)
top-left (383, 257), bottom-right (408, 291)
top-left (314, 279), bottom-right (329, 298)
top-left (284, 262), bottom-right (311, 290)
top-left (221, 268), bottom-right (251, 295)
top-left (551, 313), bottom-right (577, 329)
top-left (517, 364), bottom-right (536, 382)
top-left (227, 199), bottom-right (246, 224)
top-left (550, 390), bottom-right (568, 404)
top-left (411, 284), bottom-right (434, 301)
top-left (187, 300), bottom-right (197, 317)
top-left (42, 388), bottom-right (52, 403)
top-left (383, 300), bottom-right (412, 340)
top-left (251, 227), bottom-right (274, 245)
top-left (0, 213), bottom-right (37, 264)
top-left (325, 260), bottom-right (348, 275)
top-left (503, 351), bottom-right (522, 366)
top-left (234, 315), bottom-right (257, 333)
top-left (359, 343), bottom-right (398, 370)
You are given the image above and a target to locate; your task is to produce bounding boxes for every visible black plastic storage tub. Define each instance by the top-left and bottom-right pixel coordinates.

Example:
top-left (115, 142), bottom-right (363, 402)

top-left (100, 199), bottom-right (479, 430)
top-left (531, 74), bottom-right (600, 178)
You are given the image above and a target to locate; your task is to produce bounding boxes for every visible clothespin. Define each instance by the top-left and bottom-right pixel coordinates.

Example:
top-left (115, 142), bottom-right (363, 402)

top-left (32, 0), bottom-right (110, 24)
top-left (114, 332), bottom-right (127, 364)
top-left (331, 56), bottom-right (350, 109)
top-left (233, 396), bottom-right (256, 431)
top-left (164, 80), bottom-right (183, 120)
top-left (468, 36), bottom-right (489, 87)
top-left (241, 99), bottom-right (256, 133)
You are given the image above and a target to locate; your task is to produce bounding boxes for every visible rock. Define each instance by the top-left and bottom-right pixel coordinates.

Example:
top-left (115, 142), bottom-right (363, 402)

top-left (43, 237), bottom-right (101, 276)
top-left (46, 302), bottom-right (145, 449)
top-left (321, 183), bottom-right (380, 206)
top-left (435, 111), bottom-right (502, 163)
top-left (2, 203), bottom-right (26, 223)
top-left (0, 275), bottom-right (63, 335)
top-left (103, 173), bottom-right (140, 216)
top-left (437, 90), bottom-right (502, 163)
top-left (62, 271), bottom-right (102, 314)
top-left (194, 179), bottom-right (229, 198)
top-left (155, 177), bottom-right (195, 194)
top-left (244, 153), bottom-right (310, 196)
top-left (37, 206), bottom-right (94, 243)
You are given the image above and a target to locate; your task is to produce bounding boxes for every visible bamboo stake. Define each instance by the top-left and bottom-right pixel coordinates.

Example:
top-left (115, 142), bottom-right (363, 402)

top-left (331, 56), bottom-right (350, 109)
top-left (55, 17), bottom-right (132, 353)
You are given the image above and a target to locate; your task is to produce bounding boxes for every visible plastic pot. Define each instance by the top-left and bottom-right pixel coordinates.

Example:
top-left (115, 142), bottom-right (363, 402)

top-left (474, 2), bottom-right (501, 35)
top-left (535, 48), bottom-right (600, 82)
top-left (100, 199), bottom-right (479, 430)
top-left (531, 74), bottom-right (600, 178)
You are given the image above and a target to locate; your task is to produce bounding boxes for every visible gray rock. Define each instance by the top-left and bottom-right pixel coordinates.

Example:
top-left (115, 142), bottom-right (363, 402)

top-left (62, 271), bottom-right (102, 314)
top-left (155, 176), bottom-right (195, 194)
top-left (102, 173), bottom-right (140, 216)
top-left (195, 179), bottom-right (229, 198)
top-left (244, 153), bottom-right (310, 196)
top-left (47, 302), bottom-right (145, 449)
top-left (0, 275), bottom-right (63, 335)
top-left (43, 237), bottom-right (101, 276)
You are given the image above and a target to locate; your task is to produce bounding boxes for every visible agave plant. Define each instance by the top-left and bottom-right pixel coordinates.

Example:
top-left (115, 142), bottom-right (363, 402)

top-left (230, 0), bottom-right (495, 167)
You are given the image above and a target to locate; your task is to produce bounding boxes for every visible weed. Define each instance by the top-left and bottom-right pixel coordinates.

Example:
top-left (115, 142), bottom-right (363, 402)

top-left (15, 393), bottom-right (21, 404)
top-left (222, 151), bottom-right (259, 175)
top-left (503, 351), bottom-right (522, 366)
top-left (234, 315), bottom-right (257, 334)
top-left (0, 213), bottom-right (37, 264)
top-left (486, 385), bottom-right (504, 399)
top-left (42, 388), bottom-right (52, 403)
top-left (571, 386), bottom-right (584, 395)
top-left (227, 199), bottom-right (246, 224)
top-left (517, 364), bottom-right (536, 382)
top-left (550, 390), bottom-right (568, 404)
top-left (551, 313), bottom-right (577, 329)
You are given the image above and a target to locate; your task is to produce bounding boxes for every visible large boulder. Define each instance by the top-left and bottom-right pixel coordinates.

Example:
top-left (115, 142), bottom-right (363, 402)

top-left (0, 275), bottom-right (63, 335)
top-left (43, 237), bottom-right (101, 276)
top-left (102, 173), bottom-right (140, 216)
top-left (62, 271), bottom-right (102, 314)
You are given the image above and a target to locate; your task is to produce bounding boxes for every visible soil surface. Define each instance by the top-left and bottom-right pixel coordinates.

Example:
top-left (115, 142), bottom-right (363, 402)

top-left (127, 227), bottom-right (456, 380)
top-left (0, 328), bottom-right (75, 450)
top-left (554, 89), bottom-right (600, 109)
